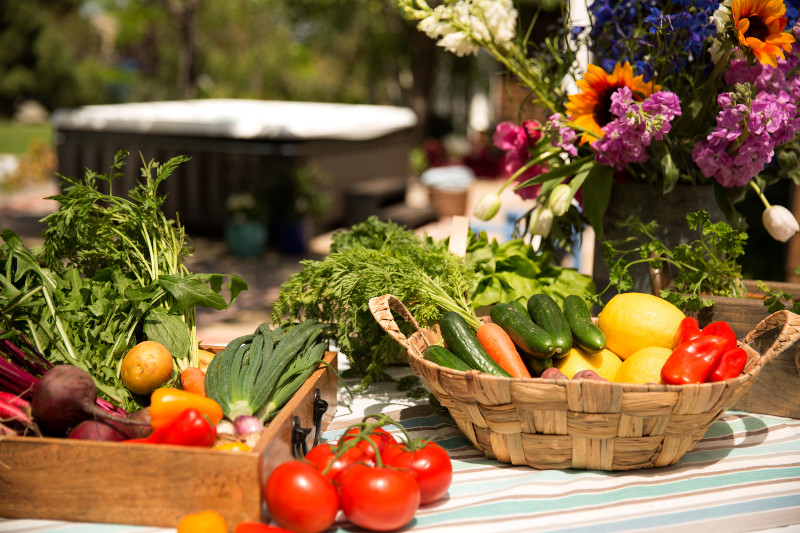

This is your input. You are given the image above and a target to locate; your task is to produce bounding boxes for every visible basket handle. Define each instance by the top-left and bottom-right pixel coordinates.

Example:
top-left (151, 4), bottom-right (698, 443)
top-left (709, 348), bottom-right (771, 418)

top-left (741, 310), bottom-right (800, 371)
top-left (369, 294), bottom-right (425, 356)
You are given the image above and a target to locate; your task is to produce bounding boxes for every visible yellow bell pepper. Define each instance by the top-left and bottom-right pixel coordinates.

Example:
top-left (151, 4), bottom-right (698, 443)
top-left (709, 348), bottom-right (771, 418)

top-left (149, 388), bottom-right (223, 430)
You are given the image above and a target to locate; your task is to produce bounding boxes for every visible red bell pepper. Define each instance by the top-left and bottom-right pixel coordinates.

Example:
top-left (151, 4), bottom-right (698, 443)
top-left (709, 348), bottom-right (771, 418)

top-left (707, 347), bottom-right (747, 382)
top-left (661, 335), bottom-right (729, 385)
top-left (701, 321), bottom-right (737, 352)
top-left (672, 317), bottom-right (702, 349)
top-left (135, 408), bottom-right (217, 447)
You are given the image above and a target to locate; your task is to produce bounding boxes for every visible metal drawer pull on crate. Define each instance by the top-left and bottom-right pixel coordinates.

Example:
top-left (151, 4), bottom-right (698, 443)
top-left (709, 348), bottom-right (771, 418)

top-left (291, 388), bottom-right (330, 457)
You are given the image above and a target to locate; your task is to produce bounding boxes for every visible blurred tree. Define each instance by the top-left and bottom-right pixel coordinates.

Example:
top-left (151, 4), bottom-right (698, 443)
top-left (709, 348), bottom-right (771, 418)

top-left (0, 0), bottom-right (96, 116)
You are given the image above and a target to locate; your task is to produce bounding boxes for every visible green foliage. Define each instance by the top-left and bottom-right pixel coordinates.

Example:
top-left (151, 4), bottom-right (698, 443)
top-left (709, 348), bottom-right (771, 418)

top-left (465, 231), bottom-right (596, 308)
top-left (272, 216), bottom-right (479, 389)
top-left (602, 211), bottom-right (748, 312)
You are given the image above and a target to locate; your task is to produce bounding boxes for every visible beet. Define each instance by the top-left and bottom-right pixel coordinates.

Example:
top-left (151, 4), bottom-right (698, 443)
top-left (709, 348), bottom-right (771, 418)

top-left (31, 365), bottom-right (149, 437)
top-left (68, 419), bottom-right (128, 442)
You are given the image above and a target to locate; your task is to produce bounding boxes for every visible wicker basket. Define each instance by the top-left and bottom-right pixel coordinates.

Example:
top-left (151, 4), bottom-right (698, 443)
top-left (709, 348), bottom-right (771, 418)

top-left (369, 294), bottom-right (800, 471)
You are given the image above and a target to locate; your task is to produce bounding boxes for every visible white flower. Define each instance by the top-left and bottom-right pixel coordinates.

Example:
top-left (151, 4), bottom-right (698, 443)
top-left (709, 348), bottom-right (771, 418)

top-left (473, 192), bottom-right (502, 221)
top-left (548, 183), bottom-right (572, 217)
top-left (438, 31), bottom-right (479, 56)
top-left (762, 205), bottom-right (800, 242)
top-left (530, 206), bottom-right (554, 237)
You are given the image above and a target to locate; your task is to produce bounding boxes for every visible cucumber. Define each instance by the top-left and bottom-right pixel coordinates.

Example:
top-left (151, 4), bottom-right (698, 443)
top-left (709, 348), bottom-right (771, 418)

top-left (439, 312), bottom-right (510, 377)
top-left (423, 345), bottom-right (472, 372)
top-left (489, 303), bottom-right (555, 358)
top-left (524, 354), bottom-right (553, 377)
top-left (527, 294), bottom-right (573, 358)
top-left (507, 299), bottom-right (529, 316)
top-left (563, 294), bottom-right (606, 352)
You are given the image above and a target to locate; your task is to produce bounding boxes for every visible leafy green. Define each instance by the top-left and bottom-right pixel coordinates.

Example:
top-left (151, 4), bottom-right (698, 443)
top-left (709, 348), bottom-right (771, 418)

top-left (272, 217), bottom-right (479, 389)
top-left (465, 231), bottom-right (596, 308)
top-left (601, 210), bottom-right (748, 312)
top-left (0, 153), bottom-right (247, 410)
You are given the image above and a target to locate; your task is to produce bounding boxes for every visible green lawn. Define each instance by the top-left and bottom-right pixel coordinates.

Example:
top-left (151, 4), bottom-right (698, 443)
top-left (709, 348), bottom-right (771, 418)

top-left (0, 121), bottom-right (54, 155)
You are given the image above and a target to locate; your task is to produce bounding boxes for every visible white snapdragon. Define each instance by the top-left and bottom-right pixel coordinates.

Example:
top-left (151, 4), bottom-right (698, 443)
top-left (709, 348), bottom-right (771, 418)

top-left (416, 0), bottom-right (517, 57)
top-left (439, 31), bottom-right (480, 56)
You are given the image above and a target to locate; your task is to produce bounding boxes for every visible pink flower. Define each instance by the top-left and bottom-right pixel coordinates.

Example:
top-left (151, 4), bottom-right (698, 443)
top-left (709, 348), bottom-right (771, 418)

top-left (493, 120), bottom-right (547, 200)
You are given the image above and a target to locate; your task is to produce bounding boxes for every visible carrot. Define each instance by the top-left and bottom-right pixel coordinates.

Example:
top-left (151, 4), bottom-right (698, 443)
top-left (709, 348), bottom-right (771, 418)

top-left (476, 322), bottom-right (531, 378)
top-left (180, 367), bottom-right (207, 396)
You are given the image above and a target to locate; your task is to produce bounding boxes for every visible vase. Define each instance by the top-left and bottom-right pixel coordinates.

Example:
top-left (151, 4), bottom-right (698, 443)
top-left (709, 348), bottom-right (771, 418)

top-left (225, 220), bottom-right (268, 258)
top-left (591, 182), bottom-right (726, 301)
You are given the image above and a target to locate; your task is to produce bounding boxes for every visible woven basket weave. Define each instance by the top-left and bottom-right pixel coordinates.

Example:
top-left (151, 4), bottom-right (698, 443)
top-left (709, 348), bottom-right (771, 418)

top-left (369, 294), bottom-right (800, 471)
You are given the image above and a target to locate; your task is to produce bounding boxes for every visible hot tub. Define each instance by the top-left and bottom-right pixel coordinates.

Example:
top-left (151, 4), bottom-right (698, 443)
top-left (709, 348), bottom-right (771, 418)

top-left (52, 99), bottom-right (418, 235)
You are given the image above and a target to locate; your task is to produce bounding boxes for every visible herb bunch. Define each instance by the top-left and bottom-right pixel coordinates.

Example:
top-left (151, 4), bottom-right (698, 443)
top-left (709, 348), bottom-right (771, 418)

top-left (602, 210), bottom-right (748, 312)
top-left (272, 217), bottom-right (478, 389)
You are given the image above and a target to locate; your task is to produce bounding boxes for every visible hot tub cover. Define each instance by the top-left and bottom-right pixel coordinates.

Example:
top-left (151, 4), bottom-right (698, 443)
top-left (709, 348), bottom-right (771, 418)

top-left (51, 99), bottom-right (418, 142)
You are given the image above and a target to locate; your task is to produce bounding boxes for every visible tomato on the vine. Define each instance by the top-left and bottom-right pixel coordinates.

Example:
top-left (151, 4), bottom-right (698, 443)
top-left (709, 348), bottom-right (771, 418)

top-left (342, 426), bottom-right (398, 463)
top-left (339, 463), bottom-right (420, 532)
top-left (387, 441), bottom-right (453, 504)
top-left (305, 442), bottom-right (369, 481)
top-left (264, 460), bottom-right (339, 533)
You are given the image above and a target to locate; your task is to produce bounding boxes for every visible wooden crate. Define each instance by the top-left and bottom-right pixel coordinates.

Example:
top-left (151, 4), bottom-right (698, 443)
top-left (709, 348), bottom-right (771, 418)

top-left (0, 350), bottom-right (338, 528)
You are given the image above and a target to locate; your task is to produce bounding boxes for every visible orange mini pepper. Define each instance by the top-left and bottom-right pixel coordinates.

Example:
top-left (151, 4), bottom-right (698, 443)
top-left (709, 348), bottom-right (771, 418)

top-left (177, 510), bottom-right (227, 533)
top-left (149, 387), bottom-right (223, 430)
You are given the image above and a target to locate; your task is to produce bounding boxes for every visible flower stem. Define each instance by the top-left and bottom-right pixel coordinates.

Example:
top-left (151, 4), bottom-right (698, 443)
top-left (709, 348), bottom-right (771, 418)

top-left (749, 180), bottom-right (771, 209)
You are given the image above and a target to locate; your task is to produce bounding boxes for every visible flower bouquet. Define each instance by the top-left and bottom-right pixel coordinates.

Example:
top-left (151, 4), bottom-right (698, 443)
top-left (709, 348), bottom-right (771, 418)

top-left (396, 0), bottom-right (800, 251)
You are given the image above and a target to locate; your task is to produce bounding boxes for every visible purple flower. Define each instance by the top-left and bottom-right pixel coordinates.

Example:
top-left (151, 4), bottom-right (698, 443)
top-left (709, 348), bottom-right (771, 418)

top-left (692, 89), bottom-right (800, 188)
top-left (592, 88), bottom-right (682, 170)
top-left (547, 113), bottom-right (578, 157)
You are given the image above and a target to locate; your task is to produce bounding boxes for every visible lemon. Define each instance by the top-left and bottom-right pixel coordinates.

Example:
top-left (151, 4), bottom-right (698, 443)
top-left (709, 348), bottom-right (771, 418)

top-left (613, 346), bottom-right (673, 384)
top-left (554, 346), bottom-right (623, 381)
top-left (597, 292), bottom-right (685, 360)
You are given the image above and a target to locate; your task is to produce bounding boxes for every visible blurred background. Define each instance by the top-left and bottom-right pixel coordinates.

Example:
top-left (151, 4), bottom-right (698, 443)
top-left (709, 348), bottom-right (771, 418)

top-left (0, 0), bottom-right (796, 284)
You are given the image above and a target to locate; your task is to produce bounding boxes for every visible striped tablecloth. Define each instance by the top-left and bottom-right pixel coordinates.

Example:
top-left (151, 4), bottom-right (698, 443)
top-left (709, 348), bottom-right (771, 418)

top-left (2, 385), bottom-right (800, 533)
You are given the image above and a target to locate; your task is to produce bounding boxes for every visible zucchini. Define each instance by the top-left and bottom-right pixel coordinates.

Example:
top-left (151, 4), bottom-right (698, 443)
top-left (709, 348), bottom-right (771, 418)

top-left (423, 345), bottom-right (472, 372)
top-left (527, 294), bottom-right (573, 358)
top-left (489, 303), bottom-right (555, 358)
top-left (439, 312), bottom-right (510, 377)
top-left (563, 294), bottom-right (606, 352)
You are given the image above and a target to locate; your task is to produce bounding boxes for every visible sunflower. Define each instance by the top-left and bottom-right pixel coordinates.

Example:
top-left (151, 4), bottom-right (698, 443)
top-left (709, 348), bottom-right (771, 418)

top-left (565, 62), bottom-right (659, 145)
top-left (731, 0), bottom-right (795, 68)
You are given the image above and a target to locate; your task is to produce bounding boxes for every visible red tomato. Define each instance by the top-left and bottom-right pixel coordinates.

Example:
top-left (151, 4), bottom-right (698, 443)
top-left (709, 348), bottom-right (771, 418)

top-left (387, 441), bottom-right (453, 504)
top-left (342, 426), bottom-right (398, 463)
top-left (305, 442), bottom-right (369, 481)
top-left (339, 463), bottom-right (421, 532)
top-left (380, 440), bottom-right (406, 464)
top-left (264, 461), bottom-right (339, 533)
top-left (701, 321), bottom-right (738, 351)
top-left (234, 523), bottom-right (293, 533)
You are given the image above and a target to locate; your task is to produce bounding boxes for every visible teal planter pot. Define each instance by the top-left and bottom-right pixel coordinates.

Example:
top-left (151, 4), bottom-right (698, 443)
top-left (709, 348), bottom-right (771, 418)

top-left (225, 221), bottom-right (268, 257)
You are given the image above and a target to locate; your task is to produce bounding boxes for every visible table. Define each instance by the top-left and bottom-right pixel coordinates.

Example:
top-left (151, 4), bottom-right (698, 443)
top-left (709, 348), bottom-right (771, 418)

top-left (2, 378), bottom-right (799, 533)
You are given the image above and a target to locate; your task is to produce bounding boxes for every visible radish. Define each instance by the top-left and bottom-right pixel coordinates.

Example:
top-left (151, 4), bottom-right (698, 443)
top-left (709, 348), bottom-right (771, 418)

top-left (31, 365), bottom-right (149, 437)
